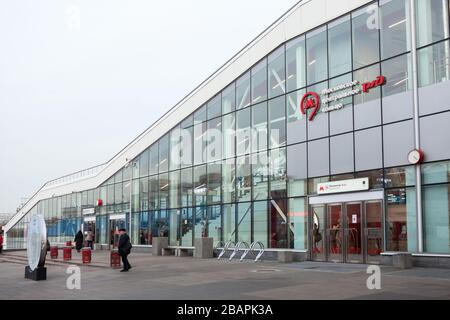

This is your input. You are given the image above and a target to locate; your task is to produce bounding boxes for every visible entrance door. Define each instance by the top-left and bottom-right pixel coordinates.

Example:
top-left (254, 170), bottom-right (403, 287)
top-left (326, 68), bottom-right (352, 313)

top-left (311, 205), bottom-right (326, 261)
top-left (109, 219), bottom-right (126, 249)
top-left (327, 204), bottom-right (344, 263)
top-left (345, 202), bottom-right (363, 263)
top-left (365, 201), bottom-right (383, 264)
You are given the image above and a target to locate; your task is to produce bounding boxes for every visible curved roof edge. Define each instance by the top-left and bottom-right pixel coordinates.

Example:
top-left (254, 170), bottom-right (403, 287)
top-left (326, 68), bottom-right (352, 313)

top-left (5, 0), bottom-right (372, 233)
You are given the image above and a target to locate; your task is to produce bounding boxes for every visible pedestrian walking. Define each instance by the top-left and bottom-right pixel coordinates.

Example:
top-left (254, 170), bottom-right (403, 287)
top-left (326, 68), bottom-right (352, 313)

top-left (74, 230), bottom-right (84, 253)
top-left (86, 229), bottom-right (94, 250)
top-left (0, 232), bottom-right (4, 254)
top-left (118, 228), bottom-right (132, 272)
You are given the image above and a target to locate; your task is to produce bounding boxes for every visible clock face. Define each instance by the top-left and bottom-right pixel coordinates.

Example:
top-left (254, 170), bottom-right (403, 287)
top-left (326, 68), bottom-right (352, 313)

top-left (408, 150), bottom-right (423, 164)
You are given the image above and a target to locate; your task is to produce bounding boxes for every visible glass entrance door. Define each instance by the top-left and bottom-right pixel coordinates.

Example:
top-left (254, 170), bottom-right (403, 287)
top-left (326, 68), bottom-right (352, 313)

top-left (109, 219), bottom-right (126, 249)
top-left (345, 203), bottom-right (363, 263)
top-left (311, 205), bottom-right (326, 261)
top-left (327, 204), bottom-right (343, 263)
top-left (365, 201), bottom-right (383, 264)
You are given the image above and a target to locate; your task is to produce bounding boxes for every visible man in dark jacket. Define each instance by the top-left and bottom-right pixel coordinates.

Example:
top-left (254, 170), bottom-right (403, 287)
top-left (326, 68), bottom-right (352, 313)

top-left (74, 230), bottom-right (84, 252)
top-left (118, 228), bottom-right (132, 272)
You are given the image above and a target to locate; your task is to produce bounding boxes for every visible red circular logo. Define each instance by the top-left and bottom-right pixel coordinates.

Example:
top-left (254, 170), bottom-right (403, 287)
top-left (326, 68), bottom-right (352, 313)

top-left (300, 92), bottom-right (320, 121)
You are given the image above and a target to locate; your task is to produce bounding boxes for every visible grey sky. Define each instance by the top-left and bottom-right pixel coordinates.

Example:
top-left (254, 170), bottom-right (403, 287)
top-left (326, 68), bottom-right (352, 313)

top-left (0, 0), bottom-right (299, 213)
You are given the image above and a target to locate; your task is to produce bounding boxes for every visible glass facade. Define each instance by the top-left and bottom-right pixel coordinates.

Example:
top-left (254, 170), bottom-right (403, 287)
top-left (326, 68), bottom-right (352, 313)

top-left (5, 0), bottom-right (450, 258)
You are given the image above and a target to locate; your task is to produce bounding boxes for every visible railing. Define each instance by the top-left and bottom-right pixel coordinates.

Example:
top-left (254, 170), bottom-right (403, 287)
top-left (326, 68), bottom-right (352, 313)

top-left (42, 163), bottom-right (108, 190)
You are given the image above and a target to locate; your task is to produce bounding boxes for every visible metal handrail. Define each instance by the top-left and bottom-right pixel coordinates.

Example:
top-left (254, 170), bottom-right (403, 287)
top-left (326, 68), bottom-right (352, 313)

top-left (217, 241), bottom-right (234, 260)
top-left (229, 241), bottom-right (249, 261)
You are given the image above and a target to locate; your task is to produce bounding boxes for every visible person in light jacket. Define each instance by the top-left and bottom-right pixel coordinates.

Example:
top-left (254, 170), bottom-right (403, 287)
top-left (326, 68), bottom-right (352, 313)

top-left (86, 229), bottom-right (94, 250)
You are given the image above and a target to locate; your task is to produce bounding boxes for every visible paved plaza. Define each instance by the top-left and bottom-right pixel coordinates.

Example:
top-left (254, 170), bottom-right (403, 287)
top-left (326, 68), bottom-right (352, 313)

top-left (0, 250), bottom-right (450, 300)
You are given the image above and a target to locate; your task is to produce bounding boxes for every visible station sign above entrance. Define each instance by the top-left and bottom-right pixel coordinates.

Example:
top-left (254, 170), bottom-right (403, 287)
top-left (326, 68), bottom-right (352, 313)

top-left (317, 178), bottom-right (369, 195)
top-left (300, 76), bottom-right (386, 121)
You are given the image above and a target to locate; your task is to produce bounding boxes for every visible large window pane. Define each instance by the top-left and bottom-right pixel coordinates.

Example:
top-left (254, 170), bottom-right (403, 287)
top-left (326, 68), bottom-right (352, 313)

top-left (193, 165), bottom-right (207, 206)
top-left (222, 83), bottom-right (236, 114)
top-left (418, 40), bottom-right (450, 87)
top-left (384, 166), bottom-right (416, 188)
top-left (194, 104), bottom-right (207, 124)
top-left (422, 160), bottom-right (450, 184)
top-left (159, 173), bottom-right (169, 209)
top-left (286, 88), bottom-right (307, 144)
top-left (149, 175), bottom-right (159, 210)
top-left (352, 4), bottom-right (380, 69)
top-left (268, 46), bottom-right (286, 98)
top-left (207, 205), bottom-right (222, 244)
top-left (416, 0), bottom-right (449, 47)
top-left (170, 126), bottom-right (181, 171)
top-left (222, 161), bottom-right (235, 203)
top-left (139, 149), bottom-right (149, 177)
top-left (180, 126), bottom-right (193, 168)
top-left (269, 198), bottom-right (288, 248)
top-left (207, 117), bottom-right (222, 162)
top-left (169, 171), bottom-right (180, 209)
top-left (252, 152), bottom-right (269, 201)
top-left (236, 108), bottom-right (251, 156)
top-left (222, 113), bottom-right (235, 159)
top-left (207, 94), bottom-right (221, 120)
top-left (237, 202), bottom-right (251, 243)
top-left (289, 198), bottom-right (307, 250)
top-left (236, 71), bottom-right (251, 109)
top-left (207, 162), bottom-right (221, 204)
top-left (251, 102), bottom-right (267, 153)
top-left (269, 96), bottom-right (286, 148)
top-left (180, 208), bottom-right (193, 246)
top-left (286, 35), bottom-right (306, 92)
top-left (423, 184), bottom-right (450, 254)
top-left (328, 15), bottom-right (352, 77)
top-left (380, 0), bottom-right (410, 60)
top-left (222, 204), bottom-right (236, 242)
top-left (354, 64), bottom-right (381, 105)
top-left (194, 122), bottom-right (207, 165)
top-left (307, 26), bottom-right (328, 84)
top-left (386, 188), bottom-right (417, 252)
top-left (149, 144), bottom-right (159, 175)
top-left (159, 134), bottom-right (169, 173)
top-left (381, 54), bottom-right (411, 97)
top-left (236, 155), bottom-right (251, 202)
top-left (270, 148), bottom-right (287, 199)
top-left (253, 201), bottom-right (268, 247)
top-left (181, 167), bottom-right (193, 207)
top-left (139, 177), bottom-right (149, 212)
top-left (251, 59), bottom-right (267, 104)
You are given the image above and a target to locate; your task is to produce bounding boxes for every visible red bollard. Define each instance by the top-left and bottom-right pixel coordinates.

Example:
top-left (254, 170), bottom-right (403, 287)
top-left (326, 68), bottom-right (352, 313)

top-left (50, 246), bottom-right (58, 259)
top-left (82, 247), bottom-right (91, 264)
top-left (110, 249), bottom-right (121, 269)
top-left (63, 247), bottom-right (72, 261)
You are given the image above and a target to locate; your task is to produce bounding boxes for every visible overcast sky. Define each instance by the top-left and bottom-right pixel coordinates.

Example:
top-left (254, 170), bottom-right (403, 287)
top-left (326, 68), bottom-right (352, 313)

top-left (0, 0), bottom-right (299, 213)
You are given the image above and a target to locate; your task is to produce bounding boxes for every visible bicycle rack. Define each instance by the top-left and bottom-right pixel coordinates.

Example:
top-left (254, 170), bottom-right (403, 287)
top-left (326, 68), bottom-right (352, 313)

top-left (217, 241), bottom-right (234, 260)
top-left (229, 241), bottom-right (249, 261)
top-left (240, 242), bottom-right (253, 262)
top-left (253, 241), bottom-right (265, 262)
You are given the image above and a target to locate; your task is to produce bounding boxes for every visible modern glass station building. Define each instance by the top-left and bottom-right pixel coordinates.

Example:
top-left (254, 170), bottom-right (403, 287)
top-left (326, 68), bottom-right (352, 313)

top-left (4, 0), bottom-right (450, 266)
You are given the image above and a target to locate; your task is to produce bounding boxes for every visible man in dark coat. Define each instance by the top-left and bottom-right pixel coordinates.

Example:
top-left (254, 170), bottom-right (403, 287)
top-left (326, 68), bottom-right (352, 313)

top-left (74, 230), bottom-right (84, 252)
top-left (118, 228), bottom-right (132, 272)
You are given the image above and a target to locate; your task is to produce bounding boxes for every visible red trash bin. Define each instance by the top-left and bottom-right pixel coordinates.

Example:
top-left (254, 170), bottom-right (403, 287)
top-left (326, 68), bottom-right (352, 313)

top-left (50, 246), bottom-right (58, 259)
top-left (110, 249), bottom-right (121, 269)
top-left (63, 247), bottom-right (72, 261)
top-left (82, 247), bottom-right (91, 264)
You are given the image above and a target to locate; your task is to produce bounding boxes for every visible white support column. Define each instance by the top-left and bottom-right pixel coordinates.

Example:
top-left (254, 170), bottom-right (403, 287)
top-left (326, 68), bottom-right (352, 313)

top-left (409, 0), bottom-right (423, 253)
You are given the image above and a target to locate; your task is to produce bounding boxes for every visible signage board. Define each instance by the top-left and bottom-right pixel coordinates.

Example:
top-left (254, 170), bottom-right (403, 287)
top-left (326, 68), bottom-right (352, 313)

top-left (82, 208), bottom-right (95, 215)
top-left (317, 178), bottom-right (369, 195)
